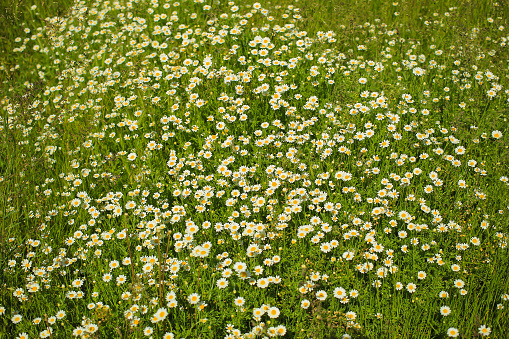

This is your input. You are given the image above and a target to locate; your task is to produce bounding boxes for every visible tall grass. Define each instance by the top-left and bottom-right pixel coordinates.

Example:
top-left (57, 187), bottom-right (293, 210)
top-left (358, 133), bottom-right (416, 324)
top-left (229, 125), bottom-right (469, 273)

top-left (1, 0), bottom-right (509, 338)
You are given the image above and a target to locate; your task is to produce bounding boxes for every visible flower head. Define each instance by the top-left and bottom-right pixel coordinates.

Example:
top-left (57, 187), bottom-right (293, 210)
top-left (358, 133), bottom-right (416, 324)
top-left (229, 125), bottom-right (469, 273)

top-left (447, 327), bottom-right (459, 338)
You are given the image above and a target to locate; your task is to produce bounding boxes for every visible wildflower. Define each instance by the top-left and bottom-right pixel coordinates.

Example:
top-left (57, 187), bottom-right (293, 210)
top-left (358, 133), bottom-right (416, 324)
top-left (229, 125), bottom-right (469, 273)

top-left (116, 275), bottom-right (127, 285)
top-left (406, 283), bottom-right (417, 293)
top-left (153, 308), bottom-right (168, 323)
top-left (253, 307), bottom-right (264, 319)
top-left (316, 290), bottom-right (327, 301)
top-left (167, 298), bottom-right (178, 308)
top-left (267, 306), bottom-right (280, 318)
top-left (257, 278), bottom-right (269, 288)
top-left (492, 130), bottom-right (503, 139)
top-left (320, 242), bottom-right (332, 253)
top-left (478, 325), bottom-right (491, 336)
top-left (234, 297), bottom-right (245, 307)
top-left (453, 279), bottom-right (465, 288)
top-left (439, 291), bottom-right (449, 298)
top-left (188, 293), bottom-right (200, 305)
top-left (331, 287), bottom-right (345, 299)
top-left (447, 327), bottom-right (459, 338)
top-left (144, 327), bottom-right (154, 336)
top-left (310, 216), bottom-right (321, 225)
top-left (276, 325), bottom-right (287, 336)
top-left (345, 311), bottom-right (357, 320)
top-left (233, 262), bottom-right (247, 273)
top-left (470, 237), bottom-right (480, 246)
top-left (349, 290), bottom-right (359, 298)
top-left (440, 306), bottom-right (451, 316)
top-left (73, 327), bottom-right (87, 336)
top-left (301, 299), bottom-right (310, 309)
top-left (217, 278), bottom-right (229, 289)
top-left (12, 314), bottom-right (22, 324)
top-left (39, 328), bottom-right (53, 338)
top-left (142, 263), bottom-right (153, 273)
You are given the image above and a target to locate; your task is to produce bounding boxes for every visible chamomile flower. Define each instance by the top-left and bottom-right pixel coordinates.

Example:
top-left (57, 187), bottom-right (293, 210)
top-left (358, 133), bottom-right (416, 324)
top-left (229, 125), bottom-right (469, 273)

top-left (11, 314), bottom-right (22, 324)
top-left (188, 293), bottom-right (201, 305)
top-left (316, 290), bottom-right (327, 301)
top-left (267, 306), bottom-right (280, 318)
top-left (478, 325), bottom-right (491, 336)
top-left (406, 283), bottom-right (417, 293)
top-left (447, 327), bottom-right (460, 338)
top-left (492, 130), bottom-right (503, 139)
top-left (217, 278), bottom-right (229, 289)
top-left (234, 297), bottom-right (245, 307)
top-left (440, 306), bottom-right (451, 316)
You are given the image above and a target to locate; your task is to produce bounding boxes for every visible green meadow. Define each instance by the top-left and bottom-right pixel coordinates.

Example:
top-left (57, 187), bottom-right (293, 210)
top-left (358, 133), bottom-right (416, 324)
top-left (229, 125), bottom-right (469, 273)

top-left (1, 0), bottom-right (509, 337)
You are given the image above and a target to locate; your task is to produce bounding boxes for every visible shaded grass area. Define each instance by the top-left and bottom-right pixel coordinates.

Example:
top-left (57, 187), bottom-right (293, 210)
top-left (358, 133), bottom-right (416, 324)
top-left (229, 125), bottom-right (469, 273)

top-left (0, 0), bottom-right (74, 266)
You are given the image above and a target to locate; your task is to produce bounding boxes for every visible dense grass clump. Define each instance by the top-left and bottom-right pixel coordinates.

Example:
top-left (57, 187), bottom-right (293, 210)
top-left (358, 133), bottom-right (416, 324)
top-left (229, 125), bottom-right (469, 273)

top-left (1, 0), bottom-right (509, 338)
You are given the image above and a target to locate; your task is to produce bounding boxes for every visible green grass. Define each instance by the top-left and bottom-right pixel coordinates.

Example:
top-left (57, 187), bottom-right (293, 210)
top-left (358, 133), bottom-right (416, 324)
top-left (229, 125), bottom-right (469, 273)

top-left (1, 0), bottom-right (509, 338)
